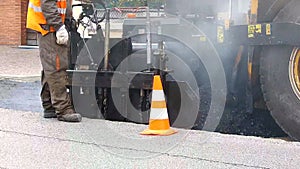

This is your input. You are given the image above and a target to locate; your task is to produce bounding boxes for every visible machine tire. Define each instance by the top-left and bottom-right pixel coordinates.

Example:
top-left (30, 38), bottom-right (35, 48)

top-left (260, 46), bottom-right (300, 140)
top-left (259, 0), bottom-right (300, 140)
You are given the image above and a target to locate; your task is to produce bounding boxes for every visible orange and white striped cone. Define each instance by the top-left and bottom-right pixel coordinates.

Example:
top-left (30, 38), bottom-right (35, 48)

top-left (140, 75), bottom-right (177, 136)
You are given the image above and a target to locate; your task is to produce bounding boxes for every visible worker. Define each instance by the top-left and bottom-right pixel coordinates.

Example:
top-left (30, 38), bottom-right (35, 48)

top-left (26, 0), bottom-right (82, 122)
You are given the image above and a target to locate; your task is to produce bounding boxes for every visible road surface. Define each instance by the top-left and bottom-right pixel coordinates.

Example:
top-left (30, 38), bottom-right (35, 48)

top-left (0, 46), bottom-right (299, 169)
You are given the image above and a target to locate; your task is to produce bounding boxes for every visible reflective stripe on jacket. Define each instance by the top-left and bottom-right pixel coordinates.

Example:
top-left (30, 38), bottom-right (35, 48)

top-left (26, 0), bottom-right (67, 36)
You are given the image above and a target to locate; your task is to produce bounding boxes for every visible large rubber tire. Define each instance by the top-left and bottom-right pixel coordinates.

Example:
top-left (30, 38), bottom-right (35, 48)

top-left (260, 46), bottom-right (300, 140)
top-left (259, 0), bottom-right (300, 140)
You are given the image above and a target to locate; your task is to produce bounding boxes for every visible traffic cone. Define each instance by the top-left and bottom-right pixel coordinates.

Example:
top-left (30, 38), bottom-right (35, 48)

top-left (141, 75), bottom-right (177, 136)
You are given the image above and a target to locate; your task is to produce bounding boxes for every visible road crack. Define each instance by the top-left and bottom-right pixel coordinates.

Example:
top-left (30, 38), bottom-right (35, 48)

top-left (0, 128), bottom-right (269, 168)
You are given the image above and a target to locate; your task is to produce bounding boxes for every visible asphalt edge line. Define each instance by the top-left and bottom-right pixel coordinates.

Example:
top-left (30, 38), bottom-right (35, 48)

top-left (0, 75), bottom-right (40, 82)
top-left (0, 75), bottom-right (40, 78)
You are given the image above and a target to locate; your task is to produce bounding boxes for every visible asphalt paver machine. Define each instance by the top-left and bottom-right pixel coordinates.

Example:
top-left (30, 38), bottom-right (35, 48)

top-left (67, 0), bottom-right (300, 140)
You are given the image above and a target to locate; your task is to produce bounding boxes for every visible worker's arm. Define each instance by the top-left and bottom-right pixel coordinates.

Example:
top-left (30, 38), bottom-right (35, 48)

top-left (41, 0), bottom-right (63, 31)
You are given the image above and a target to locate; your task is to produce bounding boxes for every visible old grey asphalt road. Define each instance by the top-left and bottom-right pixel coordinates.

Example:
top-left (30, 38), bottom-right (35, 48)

top-left (0, 108), bottom-right (299, 169)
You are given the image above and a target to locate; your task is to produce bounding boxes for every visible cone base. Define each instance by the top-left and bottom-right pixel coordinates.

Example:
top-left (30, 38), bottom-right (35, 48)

top-left (140, 128), bottom-right (177, 136)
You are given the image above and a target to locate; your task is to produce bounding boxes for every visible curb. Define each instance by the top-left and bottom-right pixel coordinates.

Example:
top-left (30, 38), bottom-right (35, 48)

top-left (0, 75), bottom-right (41, 82)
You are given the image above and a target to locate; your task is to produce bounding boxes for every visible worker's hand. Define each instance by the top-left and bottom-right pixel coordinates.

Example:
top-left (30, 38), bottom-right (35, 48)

top-left (56, 25), bottom-right (69, 45)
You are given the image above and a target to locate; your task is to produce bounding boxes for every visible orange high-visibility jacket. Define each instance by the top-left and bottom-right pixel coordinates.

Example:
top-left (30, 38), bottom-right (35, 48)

top-left (26, 0), bottom-right (67, 36)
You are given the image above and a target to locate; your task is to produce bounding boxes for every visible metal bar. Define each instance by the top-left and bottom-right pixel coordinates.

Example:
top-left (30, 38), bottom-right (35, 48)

top-left (132, 43), bottom-right (159, 51)
top-left (67, 71), bottom-right (154, 89)
top-left (246, 46), bottom-right (254, 113)
top-left (228, 23), bottom-right (300, 46)
top-left (146, 7), bottom-right (152, 70)
top-left (228, 0), bottom-right (232, 20)
top-left (250, 0), bottom-right (258, 24)
top-left (230, 45), bottom-right (244, 94)
top-left (104, 8), bottom-right (111, 71)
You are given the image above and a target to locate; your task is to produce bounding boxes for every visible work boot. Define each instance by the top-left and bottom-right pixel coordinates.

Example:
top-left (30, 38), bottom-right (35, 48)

top-left (57, 109), bottom-right (82, 122)
top-left (43, 110), bottom-right (57, 118)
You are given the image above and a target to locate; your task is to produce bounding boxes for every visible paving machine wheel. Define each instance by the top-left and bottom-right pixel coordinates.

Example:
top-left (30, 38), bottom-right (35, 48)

top-left (259, 0), bottom-right (300, 140)
top-left (260, 46), bottom-right (300, 140)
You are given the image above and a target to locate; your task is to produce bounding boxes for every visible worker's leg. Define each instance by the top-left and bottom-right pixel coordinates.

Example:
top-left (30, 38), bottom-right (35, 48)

top-left (40, 70), bottom-right (56, 118)
top-left (38, 33), bottom-right (81, 122)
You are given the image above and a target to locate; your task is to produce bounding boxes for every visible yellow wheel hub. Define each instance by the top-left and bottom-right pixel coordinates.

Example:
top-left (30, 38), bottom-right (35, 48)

top-left (289, 48), bottom-right (300, 100)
